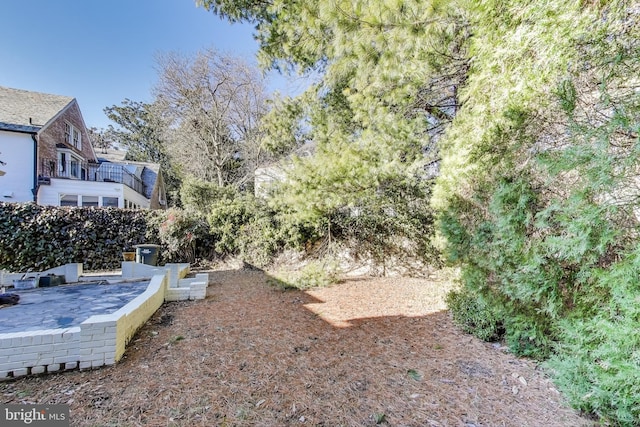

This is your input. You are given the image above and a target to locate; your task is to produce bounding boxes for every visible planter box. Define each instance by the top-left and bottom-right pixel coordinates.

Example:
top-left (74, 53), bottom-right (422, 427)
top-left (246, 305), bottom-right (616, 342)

top-left (13, 278), bottom-right (38, 290)
top-left (122, 252), bottom-right (136, 261)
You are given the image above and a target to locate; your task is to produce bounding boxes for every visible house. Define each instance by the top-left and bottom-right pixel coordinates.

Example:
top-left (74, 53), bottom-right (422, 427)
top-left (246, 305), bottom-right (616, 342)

top-left (95, 148), bottom-right (167, 209)
top-left (254, 164), bottom-right (287, 198)
top-left (0, 86), bottom-right (166, 209)
top-left (254, 142), bottom-right (315, 198)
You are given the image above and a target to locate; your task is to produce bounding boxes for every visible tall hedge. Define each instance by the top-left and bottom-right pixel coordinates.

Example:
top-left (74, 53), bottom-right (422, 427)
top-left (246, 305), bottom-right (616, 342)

top-left (436, 1), bottom-right (640, 423)
top-left (0, 202), bottom-right (159, 271)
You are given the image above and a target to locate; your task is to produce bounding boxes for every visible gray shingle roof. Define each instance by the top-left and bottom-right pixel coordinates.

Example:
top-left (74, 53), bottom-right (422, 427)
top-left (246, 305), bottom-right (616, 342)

top-left (0, 86), bottom-right (74, 132)
top-left (96, 149), bottom-right (162, 199)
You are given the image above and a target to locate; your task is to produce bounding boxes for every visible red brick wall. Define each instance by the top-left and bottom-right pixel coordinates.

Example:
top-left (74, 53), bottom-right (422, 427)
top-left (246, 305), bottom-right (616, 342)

top-left (37, 100), bottom-right (97, 174)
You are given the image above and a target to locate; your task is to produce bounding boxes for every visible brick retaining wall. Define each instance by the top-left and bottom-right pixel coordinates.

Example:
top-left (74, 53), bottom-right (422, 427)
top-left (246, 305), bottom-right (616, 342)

top-left (0, 268), bottom-right (208, 380)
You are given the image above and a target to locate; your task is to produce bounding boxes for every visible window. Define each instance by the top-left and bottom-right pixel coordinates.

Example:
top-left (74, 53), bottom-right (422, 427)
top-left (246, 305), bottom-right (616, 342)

top-left (70, 159), bottom-right (79, 178)
top-left (57, 149), bottom-right (82, 179)
top-left (60, 195), bottom-right (78, 207)
top-left (64, 121), bottom-right (82, 149)
top-left (103, 197), bottom-right (119, 208)
top-left (64, 122), bottom-right (71, 144)
top-left (82, 196), bottom-right (99, 207)
top-left (130, 201), bottom-right (140, 209)
top-left (124, 199), bottom-right (142, 209)
top-left (73, 128), bottom-right (81, 149)
top-left (59, 152), bottom-right (67, 175)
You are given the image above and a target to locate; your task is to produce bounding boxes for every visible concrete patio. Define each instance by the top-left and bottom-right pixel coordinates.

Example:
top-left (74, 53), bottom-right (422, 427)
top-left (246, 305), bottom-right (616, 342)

top-left (0, 262), bottom-right (209, 379)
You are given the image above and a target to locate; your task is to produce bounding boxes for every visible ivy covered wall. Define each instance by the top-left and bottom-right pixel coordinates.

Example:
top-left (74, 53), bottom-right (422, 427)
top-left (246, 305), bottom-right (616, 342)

top-left (0, 202), bottom-right (158, 272)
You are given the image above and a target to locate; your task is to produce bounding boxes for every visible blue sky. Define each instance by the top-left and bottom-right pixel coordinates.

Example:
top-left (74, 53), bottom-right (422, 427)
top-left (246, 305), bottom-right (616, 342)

top-left (0, 0), bottom-right (299, 129)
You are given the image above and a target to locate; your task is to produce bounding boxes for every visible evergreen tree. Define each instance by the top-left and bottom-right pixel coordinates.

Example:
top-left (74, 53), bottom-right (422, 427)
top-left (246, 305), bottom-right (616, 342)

top-left (199, 0), bottom-right (466, 264)
top-left (200, 0), bottom-right (640, 423)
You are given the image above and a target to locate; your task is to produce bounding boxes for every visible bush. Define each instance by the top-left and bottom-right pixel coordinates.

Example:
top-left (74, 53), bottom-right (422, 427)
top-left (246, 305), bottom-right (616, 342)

top-left (0, 202), bottom-right (155, 271)
top-left (150, 208), bottom-right (214, 263)
top-left (436, 2), bottom-right (640, 423)
top-left (547, 315), bottom-right (640, 426)
top-left (270, 257), bottom-right (342, 290)
top-left (545, 248), bottom-right (640, 426)
top-left (180, 178), bottom-right (237, 214)
top-left (206, 189), bottom-right (305, 267)
top-left (446, 287), bottom-right (504, 342)
top-left (330, 176), bottom-right (441, 270)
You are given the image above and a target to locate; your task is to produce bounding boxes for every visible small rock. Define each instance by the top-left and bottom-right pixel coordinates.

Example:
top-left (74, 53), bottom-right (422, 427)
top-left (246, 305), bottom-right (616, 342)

top-left (410, 393), bottom-right (421, 399)
top-left (299, 415), bottom-right (306, 422)
top-left (518, 376), bottom-right (527, 386)
top-left (512, 386), bottom-right (519, 395)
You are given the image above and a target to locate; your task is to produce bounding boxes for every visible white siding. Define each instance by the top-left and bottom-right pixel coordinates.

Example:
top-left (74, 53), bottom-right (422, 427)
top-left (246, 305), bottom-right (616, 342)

top-left (254, 165), bottom-right (287, 198)
top-left (37, 178), bottom-right (150, 209)
top-left (0, 130), bottom-right (36, 203)
top-left (38, 179), bottom-right (122, 207)
top-left (123, 185), bottom-right (150, 209)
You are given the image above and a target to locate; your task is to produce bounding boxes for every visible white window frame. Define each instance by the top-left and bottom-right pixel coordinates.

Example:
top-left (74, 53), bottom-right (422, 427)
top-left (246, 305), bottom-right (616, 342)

top-left (64, 122), bottom-right (71, 145)
top-left (102, 196), bottom-right (119, 208)
top-left (57, 148), bottom-right (83, 179)
top-left (81, 195), bottom-right (99, 207)
top-left (73, 127), bottom-right (81, 149)
top-left (64, 121), bottom-right (82, 150)
top-left (59, 194), bottom-right (79, 207)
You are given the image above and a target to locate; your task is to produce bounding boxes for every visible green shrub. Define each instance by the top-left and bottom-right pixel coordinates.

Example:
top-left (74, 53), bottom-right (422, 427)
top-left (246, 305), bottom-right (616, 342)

top-left (205, 189), bottom-right (307, 267)
top-left (502, 312), bottom-right (556, 359)
top-left (446, 287), bottom-right (504, 342)
top-left (207, 191), bottom-right (258, 255)
top-left (436, 2), bottom-right (640, 423)
top-left (0, 202), bottom-right (155, 271)
top-left (330, 176), bottom-right (441, 270)
top-left (295, 258), bottom-right (341, 289)
top-left (547, 315), bottom-right (640, 426)
top-left (180, 178), bottom-right (237, 214)
top-left (270, 257), bottom-right (342, 290)
top-left (150, 207), bottom-right (214, 263)
top-left (545, 248), bottom-right (640, 425)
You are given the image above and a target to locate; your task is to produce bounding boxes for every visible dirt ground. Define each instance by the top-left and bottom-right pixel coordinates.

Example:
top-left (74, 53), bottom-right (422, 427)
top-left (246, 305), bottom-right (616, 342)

top-left (0, 269), bottom-right (595, 427)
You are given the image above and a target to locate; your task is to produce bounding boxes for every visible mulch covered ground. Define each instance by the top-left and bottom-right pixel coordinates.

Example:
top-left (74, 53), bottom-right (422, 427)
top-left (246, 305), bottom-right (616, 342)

top-left (0, 269), bottom-right (595, 426)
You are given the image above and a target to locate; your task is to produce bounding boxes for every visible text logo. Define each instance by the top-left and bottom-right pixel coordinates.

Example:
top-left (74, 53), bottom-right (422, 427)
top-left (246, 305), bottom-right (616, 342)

top-left (0, 405), bottom-right (69, 426)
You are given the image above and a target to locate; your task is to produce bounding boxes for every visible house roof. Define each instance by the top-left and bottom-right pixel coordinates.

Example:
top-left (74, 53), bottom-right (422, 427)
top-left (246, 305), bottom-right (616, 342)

top-left (0, 86), bottom-right (74, 133)
top-left (95, 148), bottom-right (128, 162)
top-left (97, 149), bottom-right (162, 200)
top-left (96, 149), bottom-right (161, 174)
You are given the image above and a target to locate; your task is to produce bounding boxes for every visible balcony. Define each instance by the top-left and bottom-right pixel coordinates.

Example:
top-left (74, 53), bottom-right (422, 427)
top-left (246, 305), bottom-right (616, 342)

top-left (39, 158), bottom-right (146, 196)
